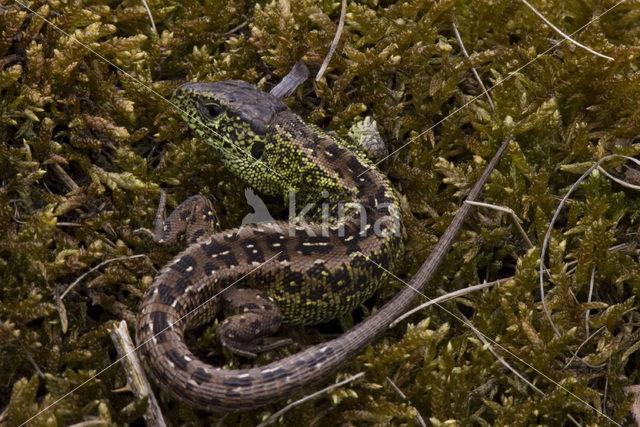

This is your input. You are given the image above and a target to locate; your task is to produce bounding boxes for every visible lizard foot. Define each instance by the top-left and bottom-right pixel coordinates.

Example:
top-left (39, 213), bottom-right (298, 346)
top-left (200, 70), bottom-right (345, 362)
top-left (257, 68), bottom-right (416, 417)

top-left (134, 190), bottom-right (218, 245)
top-left (217, 288), bottom-right (287, 357)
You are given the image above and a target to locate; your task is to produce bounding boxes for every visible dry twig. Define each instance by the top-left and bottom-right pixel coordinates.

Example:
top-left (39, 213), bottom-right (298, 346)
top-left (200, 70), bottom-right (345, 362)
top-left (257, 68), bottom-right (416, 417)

top-left (519, 0), bottom-right (613, 60)
top-left (451, 22), bottom-right (495, 110)
top-left (110, 320), bottom-right (166, 427)
top-left (140, 0), bottom-right (157, 35)
top-left (316, 0), bottom-right (347, 81)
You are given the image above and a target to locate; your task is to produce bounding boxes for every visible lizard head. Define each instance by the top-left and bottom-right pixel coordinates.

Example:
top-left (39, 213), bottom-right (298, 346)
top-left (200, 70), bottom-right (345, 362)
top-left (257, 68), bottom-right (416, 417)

top-left (173, 80), bottom-right (353, 201)
top-left (174, 80), bottom-right (287, 159)
top-left (173, 80), bottom-right (295, 196)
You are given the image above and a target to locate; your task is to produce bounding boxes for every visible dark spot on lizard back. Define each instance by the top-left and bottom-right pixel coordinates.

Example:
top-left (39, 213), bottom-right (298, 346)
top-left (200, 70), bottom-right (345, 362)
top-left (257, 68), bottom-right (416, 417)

top-left (223, 375), bottom-right (254, 387)
top-left (192, 367), bottom-right (213, 385)
top-left (171, 255), bottom-right (197, 275)
top-left (166, 349), bottom-right (188, 371)
top-left (151, 311), bottom-right (169, 335)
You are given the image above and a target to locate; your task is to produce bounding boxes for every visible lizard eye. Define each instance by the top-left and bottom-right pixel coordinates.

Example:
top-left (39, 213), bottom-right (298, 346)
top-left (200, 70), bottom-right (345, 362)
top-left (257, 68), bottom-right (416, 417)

top-left (201, 104), bottom-right (223, 120)
top-left (251, 141), bottom-right (265, 159)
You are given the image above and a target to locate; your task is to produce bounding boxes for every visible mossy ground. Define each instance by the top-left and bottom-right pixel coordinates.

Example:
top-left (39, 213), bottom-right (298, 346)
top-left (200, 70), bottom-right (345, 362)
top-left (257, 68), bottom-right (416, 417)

top-left (1, 0), bottom-right (640, 425)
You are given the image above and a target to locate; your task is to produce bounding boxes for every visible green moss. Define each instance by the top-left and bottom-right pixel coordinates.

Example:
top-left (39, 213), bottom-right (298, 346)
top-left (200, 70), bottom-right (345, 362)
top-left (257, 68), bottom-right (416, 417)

top-left (1, 0), bottom-right (640, 424)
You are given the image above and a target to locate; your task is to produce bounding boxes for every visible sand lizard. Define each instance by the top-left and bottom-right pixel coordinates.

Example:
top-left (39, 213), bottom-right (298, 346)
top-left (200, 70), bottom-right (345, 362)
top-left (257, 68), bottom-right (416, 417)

top-left (135, 80), bottom-right (508, 411)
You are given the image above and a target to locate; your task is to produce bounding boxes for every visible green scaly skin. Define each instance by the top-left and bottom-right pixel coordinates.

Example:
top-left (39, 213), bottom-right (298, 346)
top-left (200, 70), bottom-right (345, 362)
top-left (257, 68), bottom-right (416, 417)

top-left (136, 81), bottom-right (405, 410)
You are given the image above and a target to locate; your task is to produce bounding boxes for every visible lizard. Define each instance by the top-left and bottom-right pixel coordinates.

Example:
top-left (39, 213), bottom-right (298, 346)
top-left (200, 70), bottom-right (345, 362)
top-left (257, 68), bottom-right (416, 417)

top-left (135, 79), bottom-right (509, 411)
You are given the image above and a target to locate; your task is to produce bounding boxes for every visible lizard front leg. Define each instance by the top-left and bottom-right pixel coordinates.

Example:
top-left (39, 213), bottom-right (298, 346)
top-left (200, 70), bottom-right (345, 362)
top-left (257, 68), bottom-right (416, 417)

top-left (136, 190), bottom-right (218, 245)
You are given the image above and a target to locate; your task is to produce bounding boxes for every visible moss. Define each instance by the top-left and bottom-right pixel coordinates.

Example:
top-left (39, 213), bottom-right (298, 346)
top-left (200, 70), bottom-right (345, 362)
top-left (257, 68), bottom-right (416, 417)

top-left (1, 0), bottom-right (640, 425)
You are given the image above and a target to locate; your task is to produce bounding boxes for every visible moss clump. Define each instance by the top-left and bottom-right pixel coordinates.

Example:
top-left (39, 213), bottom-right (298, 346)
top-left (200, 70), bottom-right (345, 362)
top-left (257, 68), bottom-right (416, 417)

top-left (1, 0), bottom-right (640, 425)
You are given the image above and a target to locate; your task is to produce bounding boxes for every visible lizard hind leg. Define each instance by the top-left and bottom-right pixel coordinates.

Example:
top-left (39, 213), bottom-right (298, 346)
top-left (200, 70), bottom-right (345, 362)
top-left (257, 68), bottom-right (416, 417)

top-left (217, 288), bottom-right (292, 358)
top-left (347, 116), bottom-right (388, 162)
